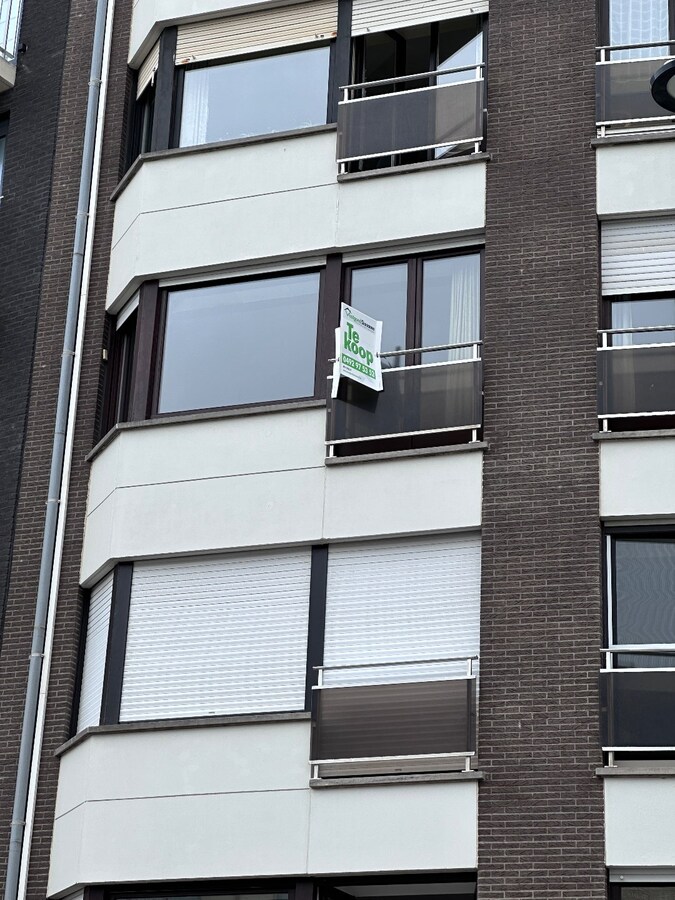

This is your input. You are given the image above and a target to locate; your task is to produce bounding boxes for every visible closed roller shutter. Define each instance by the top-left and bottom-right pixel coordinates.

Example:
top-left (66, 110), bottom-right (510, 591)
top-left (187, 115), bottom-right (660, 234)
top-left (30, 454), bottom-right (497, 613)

top-left (136, 40), bottom-right (159, 98)
top-left (352, 0), bottom-right (488, 36)
top-left (323, 533), bottom-right (480, 686)
top-left (119, 549), bottom-right (311, 722)
top-left (602, 217), bottom-right (675, 295)
top-left (175, 0), bottom-right (338, 66)
top-left (77, 571), bottom-right (114, 732)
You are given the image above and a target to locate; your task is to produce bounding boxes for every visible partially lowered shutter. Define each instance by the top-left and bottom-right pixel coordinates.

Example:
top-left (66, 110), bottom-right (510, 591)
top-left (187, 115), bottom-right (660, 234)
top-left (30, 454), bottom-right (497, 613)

top-left (602, 217), bottom-right (675, 295)
top-left (323, 533), bottom-right (481, 686)
top-left (77, 571), bottom-right (114, 732)
top-left (119, 549), bottom-right (311, 722)
top-left (352, 0), bottom-right (488, 36)
top-left (176, 0), bottom-right (338, 66)
top-left (136, 40), bottom-right (159, 98)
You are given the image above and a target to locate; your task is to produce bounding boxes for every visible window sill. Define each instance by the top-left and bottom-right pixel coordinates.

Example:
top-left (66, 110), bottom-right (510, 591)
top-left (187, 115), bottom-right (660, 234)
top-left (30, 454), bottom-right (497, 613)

top-left (597, 765), bottom-right (675, 777)
top-left (593, 428), bottom-right (675, 442)
top-left (113, 123), bottom-right (339, 202)
top-left (337, 151), bottom-right (490, 184)
top-left (325, 441), bottom-right (487, 466)
top-left (56, 710), bottom-right (311, 757)
top-left (592, 129), bottom-right (675, 149)
top-left (87, 398), bottom-right (327, 463)
top-left (310, 771), bottom-right (484, 789)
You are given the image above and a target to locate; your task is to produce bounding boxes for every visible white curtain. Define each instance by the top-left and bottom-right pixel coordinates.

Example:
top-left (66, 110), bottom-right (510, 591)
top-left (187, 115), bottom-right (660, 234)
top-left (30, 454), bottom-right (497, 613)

top-left (179, 69), bottom-right (211, 147)
top-left (444, 256), bottom-right (481, 361)
top-left (610, 0), bottom-right (669, 58)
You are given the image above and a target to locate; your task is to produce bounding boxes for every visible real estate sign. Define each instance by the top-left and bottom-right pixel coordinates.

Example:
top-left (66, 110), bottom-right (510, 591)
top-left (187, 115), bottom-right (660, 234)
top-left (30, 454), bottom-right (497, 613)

top-left (333, 303), bottom-right (383, 395)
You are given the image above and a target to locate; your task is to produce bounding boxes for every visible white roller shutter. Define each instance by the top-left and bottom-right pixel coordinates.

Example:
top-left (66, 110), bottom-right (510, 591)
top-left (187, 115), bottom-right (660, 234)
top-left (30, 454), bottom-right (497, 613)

top-left (323, 534), bottom-right (481, 686)
top-left (352, 0), bottom-right (488, 36)
top-left (119, 549), bottom-right (311, 722)
top-left (77, 571), bottom-right (114, 732)
top-left (176, 0), bottom-right (338, 66)
top-left (136, 40), bottom-right (159, 98)
top-left (602, 217), bottom-right (675, 295)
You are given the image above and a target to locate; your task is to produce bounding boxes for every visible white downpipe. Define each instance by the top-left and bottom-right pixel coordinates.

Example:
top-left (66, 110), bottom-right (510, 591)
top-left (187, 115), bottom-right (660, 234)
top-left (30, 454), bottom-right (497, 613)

top-left (16, 0), bottom-right (116, 894)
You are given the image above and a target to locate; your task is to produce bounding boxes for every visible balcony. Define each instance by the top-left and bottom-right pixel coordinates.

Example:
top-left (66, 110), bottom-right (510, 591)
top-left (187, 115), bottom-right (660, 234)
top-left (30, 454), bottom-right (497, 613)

top-left (326, 342), bottom-right (483, 457)
top-left (0, 0), bottom-right (22, 91)
top-left (597, 326), bottom-right (675, 429)
top-left (337, 65), bottom-right (485, 172)
top-left (600, 649), bottom-right (675, 759)
top-left (596, 42), bottom-right (675, 137)
top-left (310, 656), bottom-right (477, 779)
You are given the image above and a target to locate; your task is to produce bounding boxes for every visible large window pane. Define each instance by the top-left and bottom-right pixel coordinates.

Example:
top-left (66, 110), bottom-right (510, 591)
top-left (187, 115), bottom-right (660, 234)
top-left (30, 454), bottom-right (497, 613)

top-left (422, 255), bottom-right (481, 362)
top-left (611, 296), bottom-right (675, 345)
top-left (350, 263), bottom-right (408, 367)
top-left (614, 538), bottom-right (675, 646)
top-left (158, 272), bottom-right (320, 413)
top-left (179, 46), bottom-right (330, 147)
top-left (610, 0), bottom-right (669, 58)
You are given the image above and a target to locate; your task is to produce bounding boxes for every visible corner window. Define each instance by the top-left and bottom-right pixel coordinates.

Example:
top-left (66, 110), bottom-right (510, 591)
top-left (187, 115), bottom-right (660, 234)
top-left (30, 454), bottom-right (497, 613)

top-left (178, 44), bottom-right (331, 147)
top-left (157, 271), bottom-right (321, 414)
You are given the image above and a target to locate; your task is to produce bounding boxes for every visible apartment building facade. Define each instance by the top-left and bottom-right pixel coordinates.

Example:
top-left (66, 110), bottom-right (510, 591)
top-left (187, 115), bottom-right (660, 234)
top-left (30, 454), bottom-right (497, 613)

top-left (2, 0), bottom-right (675, 899)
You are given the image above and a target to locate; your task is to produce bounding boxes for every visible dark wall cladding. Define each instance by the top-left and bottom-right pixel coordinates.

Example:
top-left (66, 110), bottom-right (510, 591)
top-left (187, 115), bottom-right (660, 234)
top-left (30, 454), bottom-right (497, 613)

top-left (0, 0), bottom-right (134, 896)
top-left (0, 0), bottom-right (72, 638)
top-left (478, 1), bottom-right (604, 899)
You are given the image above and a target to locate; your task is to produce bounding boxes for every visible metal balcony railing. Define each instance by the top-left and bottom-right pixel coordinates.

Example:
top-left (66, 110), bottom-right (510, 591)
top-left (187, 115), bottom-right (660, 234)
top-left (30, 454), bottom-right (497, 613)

top-left (326, 341), bottom-right (483, 456)
top-left (310, 656), bottom-right (477, 779)
top-left (597, 326), bottom-right (675, 428)
top-left (0, 0), bottom-right (22, 62)
top-left (596, 41), bottom-right (675, 135)
top-left (337, 64), bottom-right (485, 171)
top-left (600, 648), bottom-right (675, 764)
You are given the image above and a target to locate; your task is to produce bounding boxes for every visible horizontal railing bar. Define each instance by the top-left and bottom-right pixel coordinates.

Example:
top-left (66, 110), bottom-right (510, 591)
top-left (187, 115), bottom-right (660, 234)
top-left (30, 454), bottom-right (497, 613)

top-left (313, 674), bottom-right (477, 689)
top-left (603, 746), bottom-right (675, 752)
top-left (602, 645), bottom-right (675, 653)
top-left (343, 63), bottom-right (484, 92)
top-left (326, 423), bottom-right (482, 446)
top-left (328, 341), bottom-right (483, 364)
top-left (602, 667), bottom-right (675, 673)
top-left (337, 135), bottom-right (483, 164)
top-left (597, 115), bottom-right (675, 126)
top-left (310, 751), bottom-right (475, 765)
top-left (315, 655), bottom-right (478, 672)
top-left (340, 79), bottom-right (482, 107)
top-left (599, 410), bottom-right (675, 419)
top-left (598, 342), bottom-right (675, 351)
top-left (597, 39), bottom-right (675, 51)
top-left (599, 325), bottom-right (675, 335)
top-left (327, 358), bottom-right (481, 372)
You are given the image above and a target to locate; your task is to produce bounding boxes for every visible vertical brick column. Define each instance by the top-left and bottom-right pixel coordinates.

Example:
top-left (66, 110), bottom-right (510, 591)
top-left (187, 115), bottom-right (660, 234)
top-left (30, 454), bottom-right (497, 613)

top-left (478, 2), bottom-right (605, 898)
top-left (0, 0), bottom-right (133, 895)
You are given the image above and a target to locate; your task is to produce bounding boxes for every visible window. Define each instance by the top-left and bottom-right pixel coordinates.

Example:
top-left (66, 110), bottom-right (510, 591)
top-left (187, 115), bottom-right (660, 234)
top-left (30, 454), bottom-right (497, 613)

top-left (103, 302), bottom-right (137, 433)
top-left (157, 271), bottom-right (321, 414)
top-left (320, 878), bottom-right (477, 900)
top-left (613, 887), bottom-right (675, 899)
top-left (179, 45), bottom-right (331, 147)
top-left (607, 0), bottom-right (672, 57)
top-left (609, 295), bottom-right (675, 345)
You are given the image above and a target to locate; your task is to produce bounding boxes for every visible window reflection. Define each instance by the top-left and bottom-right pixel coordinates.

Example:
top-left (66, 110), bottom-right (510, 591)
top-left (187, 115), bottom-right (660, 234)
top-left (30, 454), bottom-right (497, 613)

top-left (179, 45), bottom-right (330, 147)
top-left (158, 272), bottom-right (320, 413)
top-left (611, 296), bottom-right (675, 345)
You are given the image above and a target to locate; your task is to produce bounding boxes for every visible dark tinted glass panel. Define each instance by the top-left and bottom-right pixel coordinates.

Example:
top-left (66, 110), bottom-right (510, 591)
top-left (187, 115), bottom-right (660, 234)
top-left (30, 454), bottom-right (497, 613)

top-left (422, 255), bottom-right (480, 361)
top-left (622, 889), bottom-right (675, 899)
top-left (158, 273), bottom-right (320, 413)
top-left (438, 16), bottom-right (483, 79)
top-left (360, 24), bottom-right (432, 93)
top-left (597, 343), bottom-right (675, 415)
top-left (601, 669), bottom-right (675, 746)
top-left (609, 0), bottom-right (669, 57)
top-left (125, 895), bottom-right (288, 900)
top-left (614, 538), bottom-right (675, 644)
top-left (350, 264), bottom-right (408, 365)
top-left (611, 297), bottom-right (675, 345)
top-left (179, 46), bottom-right (330, 147)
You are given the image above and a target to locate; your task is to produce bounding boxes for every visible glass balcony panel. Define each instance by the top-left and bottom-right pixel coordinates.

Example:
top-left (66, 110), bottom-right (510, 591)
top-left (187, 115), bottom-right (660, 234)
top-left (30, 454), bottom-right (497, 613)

top-left (597, 344), bottom-right (675, 416)
top-left (0, 0), bottom-right (22, 62)
top-left (311, 677), bottom-right (476, 776)
top-left (596, 56), bottom-right (675, 127)
top-left (337, 77), bottom-right (483, 163)
top-left (328, 358), bottom-right (482, 447)
top-left (601, 669), bottom-right (675, 748)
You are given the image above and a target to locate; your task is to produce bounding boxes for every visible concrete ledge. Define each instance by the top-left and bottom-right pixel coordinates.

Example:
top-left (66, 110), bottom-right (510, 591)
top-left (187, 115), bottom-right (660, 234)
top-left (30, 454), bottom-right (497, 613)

top-left (592, 130), bottom-right (675, 148)
top-left (311, 771), bottom-right (484, 788)
top-left (594, 429), bottom-right (675, 441)
top-left (326, 441), bottom-right (487, 466)
top-left (56, 710), bottom-right (311, 757)
top-left (597, 766), bottom-right (675, 777)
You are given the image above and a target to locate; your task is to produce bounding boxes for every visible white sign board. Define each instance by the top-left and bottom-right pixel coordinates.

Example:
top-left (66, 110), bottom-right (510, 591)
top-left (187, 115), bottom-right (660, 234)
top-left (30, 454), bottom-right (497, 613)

top-left (334, 303), bottom-right (383, 395)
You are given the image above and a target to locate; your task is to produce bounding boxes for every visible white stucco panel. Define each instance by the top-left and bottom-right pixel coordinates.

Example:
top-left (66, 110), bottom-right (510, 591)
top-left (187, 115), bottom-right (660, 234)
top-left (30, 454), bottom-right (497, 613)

top-left (605, 776), bottom-right (675, 867)
top-left (597, 142), bottom-right (675, 219)
top-left (600, 437), bottom-right (675, 520)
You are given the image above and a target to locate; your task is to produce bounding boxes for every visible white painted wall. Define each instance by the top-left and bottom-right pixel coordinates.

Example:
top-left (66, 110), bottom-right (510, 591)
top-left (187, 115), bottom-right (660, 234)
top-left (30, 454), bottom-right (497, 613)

top-left (48, 722), bottom-right (478, 896)
top-left (600, 437), bottom-right (675, 520)
top-left (107, 132), bottom-right (487, 310)
top-left (80, 409), bottom-right (483, 584)
top-left (597, 143), bottom-right (675, 219)
top-left (605, 776), bottom-right (675, 867)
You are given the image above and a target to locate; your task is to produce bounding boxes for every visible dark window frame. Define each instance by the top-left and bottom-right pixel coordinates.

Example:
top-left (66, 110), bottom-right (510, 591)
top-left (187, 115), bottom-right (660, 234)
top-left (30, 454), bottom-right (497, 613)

top-left (610, 885), bottom-right (675, 900)
top-left (602, 290), bottom-right (675, 331)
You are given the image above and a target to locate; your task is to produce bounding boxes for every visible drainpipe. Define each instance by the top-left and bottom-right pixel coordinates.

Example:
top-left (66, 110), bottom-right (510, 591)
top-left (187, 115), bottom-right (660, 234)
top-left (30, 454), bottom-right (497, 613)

top-left (4, 0), bottom-right (115, 897)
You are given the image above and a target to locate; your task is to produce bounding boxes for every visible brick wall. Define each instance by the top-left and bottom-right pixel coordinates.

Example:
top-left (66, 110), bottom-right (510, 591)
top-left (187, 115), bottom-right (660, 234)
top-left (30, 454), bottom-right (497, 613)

top-left (0, 0), bottom-right (133, 894)
top-left (478, 1), bottom-right (604, 898)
